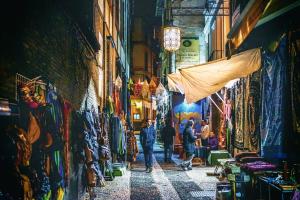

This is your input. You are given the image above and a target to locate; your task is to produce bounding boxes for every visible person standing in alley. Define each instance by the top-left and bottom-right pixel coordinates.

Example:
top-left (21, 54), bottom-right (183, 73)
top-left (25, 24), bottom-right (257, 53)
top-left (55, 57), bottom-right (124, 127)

top-left (140, 119), bottom-right (156, 173)
top-left (180, 120), bottom-right (197, 170)
top-left (162, 120), bottom-right (176, 163)
top-left (127, 125), bottom-right (138, 170)
top-left (200, 120), bottom-right (210, 146)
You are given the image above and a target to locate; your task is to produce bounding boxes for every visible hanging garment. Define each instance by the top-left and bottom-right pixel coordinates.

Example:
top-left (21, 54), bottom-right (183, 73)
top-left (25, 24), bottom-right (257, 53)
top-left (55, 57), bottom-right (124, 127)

top-left (234, 80), bottom-right (245, 149)
top-left (260, 36), bottom-right (288, 159)
top-left (248, 72), bottom-right (261, 151)
top-left (46, 87), bottom-right (63, 133)
top-left (27, 112), bottom-right (41, 144)
top-left (62, 100), bottom-right (72, 182)
top-left (110, 117), bottom-right (121, 154)
top-left (126, 133), bottom-right (138, 162)
top-left (291, 40), bottom-right (300, 134)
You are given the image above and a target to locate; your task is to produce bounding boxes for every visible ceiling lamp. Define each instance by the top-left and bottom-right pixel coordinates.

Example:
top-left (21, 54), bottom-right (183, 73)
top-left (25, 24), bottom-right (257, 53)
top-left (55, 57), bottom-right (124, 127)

top-left (163, 25), bottom-right (181, 52)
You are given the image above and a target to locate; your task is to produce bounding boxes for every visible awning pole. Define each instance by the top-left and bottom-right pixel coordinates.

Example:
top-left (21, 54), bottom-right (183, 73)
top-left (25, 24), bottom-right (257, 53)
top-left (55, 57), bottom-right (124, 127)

top-left (208, 96), bottom-right (224, 114)
top-left (215, 92), bottom-right (225, 103)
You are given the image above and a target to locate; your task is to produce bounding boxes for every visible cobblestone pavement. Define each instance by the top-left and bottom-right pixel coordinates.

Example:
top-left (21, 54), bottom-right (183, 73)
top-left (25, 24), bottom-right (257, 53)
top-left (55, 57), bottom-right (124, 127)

top-left (95, 148), bottom-right (219, 200)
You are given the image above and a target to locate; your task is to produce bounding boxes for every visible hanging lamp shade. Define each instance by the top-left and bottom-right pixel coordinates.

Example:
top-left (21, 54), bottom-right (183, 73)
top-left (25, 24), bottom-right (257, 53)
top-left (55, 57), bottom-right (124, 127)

top-left (128, 78), bottom-right (134, 90)
top-left (156, 82), bottom-right (166, 96)
top-left (141, 80), bottom-right (149, 98)
top-left (163, 25), bottom-right (181, 52)
top-left (149, 79), bottom-right (157, 96)
top-left (115, 75), bottom-right (122, 89)
top-left (134, 79), bottom-right (143, 97)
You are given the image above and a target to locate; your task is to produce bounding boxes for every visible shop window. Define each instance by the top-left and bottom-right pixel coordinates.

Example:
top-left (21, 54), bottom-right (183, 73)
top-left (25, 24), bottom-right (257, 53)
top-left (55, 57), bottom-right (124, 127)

top-left (133, 113), bottom-right (140, 120)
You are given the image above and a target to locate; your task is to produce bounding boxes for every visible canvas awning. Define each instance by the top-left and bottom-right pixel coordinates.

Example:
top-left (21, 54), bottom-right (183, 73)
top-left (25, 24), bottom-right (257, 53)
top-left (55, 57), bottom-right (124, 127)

top-left (167, 73), bottom-right (184, 94)
top-left (168, 48), bottom-right (261, 103)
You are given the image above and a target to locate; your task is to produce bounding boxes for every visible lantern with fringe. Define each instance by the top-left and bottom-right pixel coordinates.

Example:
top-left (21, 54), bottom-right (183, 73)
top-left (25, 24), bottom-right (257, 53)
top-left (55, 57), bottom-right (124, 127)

top-left (134, 79), bottom-right (142, 97)
top-left (149, 79), bottom-right (157, 96)
top-left (115, 75), bottom-right (122, 90)
top-left (141, 80), bottom-right (149, 98)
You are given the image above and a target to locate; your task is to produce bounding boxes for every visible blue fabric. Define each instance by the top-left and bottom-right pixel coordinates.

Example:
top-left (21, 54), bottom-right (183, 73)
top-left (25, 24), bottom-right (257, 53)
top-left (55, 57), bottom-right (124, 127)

top-left (144, 148), bottom-right (153, 168)
top-left (260, 36), bottom-right (288, 159)
top-left (110, 117), bottom-right (121, 154)
top-left (46, 89), bottom-right (63, 132)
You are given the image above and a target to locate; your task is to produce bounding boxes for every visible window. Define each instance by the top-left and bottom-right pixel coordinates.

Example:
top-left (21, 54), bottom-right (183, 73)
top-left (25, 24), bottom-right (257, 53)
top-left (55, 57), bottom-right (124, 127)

top-left (133, 113), bottom-right (140, 120)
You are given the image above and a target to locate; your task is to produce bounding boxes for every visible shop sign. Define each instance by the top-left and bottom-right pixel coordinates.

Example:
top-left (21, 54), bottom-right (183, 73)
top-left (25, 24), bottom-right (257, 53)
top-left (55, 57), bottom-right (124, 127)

top-left (176, 37), bottom-right (200, 68)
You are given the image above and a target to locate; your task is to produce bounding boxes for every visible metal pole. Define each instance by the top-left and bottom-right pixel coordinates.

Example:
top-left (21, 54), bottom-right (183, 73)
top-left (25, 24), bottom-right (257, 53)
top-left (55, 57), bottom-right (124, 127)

top-left (208, 96), bottom-right (224, 114)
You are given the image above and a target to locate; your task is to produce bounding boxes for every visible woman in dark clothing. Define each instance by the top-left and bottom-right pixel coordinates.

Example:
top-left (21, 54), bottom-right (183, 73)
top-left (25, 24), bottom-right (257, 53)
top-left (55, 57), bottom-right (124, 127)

top-left (199, 132), bottom-right (218, 165)
top-left (208, 132), bottom-right (218, 150)
top-left (180, 120), bottom-right (197, 171)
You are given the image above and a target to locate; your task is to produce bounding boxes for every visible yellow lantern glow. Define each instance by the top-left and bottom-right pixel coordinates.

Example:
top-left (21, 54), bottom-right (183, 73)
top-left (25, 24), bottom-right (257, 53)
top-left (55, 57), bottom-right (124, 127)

top-left (163, 26), bottom-right (181, 52)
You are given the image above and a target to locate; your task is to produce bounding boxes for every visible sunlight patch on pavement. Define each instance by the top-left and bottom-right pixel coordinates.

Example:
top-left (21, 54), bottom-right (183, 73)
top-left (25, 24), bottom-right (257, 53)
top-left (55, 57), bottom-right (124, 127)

top-left (151, 156), bottom-right (181, 200)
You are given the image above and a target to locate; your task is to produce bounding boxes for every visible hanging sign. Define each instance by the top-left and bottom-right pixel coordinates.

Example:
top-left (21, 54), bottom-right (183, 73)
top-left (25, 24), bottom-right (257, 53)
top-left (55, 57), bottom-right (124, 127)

top-left (176, 37), bottom-right (200, 68)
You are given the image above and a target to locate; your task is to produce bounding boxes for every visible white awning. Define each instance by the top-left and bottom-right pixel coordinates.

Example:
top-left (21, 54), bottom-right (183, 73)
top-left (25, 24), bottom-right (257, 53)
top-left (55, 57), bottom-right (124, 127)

top-left (168, 48), bottom-right (261, 103)
top-left (167, 73), bottom-right (184, 94)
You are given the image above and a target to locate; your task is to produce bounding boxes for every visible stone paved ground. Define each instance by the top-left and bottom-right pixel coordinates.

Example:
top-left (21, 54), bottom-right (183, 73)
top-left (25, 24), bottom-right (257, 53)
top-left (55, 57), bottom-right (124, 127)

top-left (94, 142), bottom-right (219, 200)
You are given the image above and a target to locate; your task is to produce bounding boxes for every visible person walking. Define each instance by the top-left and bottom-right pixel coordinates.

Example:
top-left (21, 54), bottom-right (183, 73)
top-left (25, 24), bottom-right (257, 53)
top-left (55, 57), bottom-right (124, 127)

top-left (140, 119), bottom-right (156, 173)
top-left (180, 120), bottom-right (197, 171)
top-left (161, 120), bottom-right (175, 163)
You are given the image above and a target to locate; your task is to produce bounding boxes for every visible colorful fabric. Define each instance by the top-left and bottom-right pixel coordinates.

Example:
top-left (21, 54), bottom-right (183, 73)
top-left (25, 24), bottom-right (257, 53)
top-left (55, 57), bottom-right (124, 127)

top-left (127, 133), bottom-right (138, 162)
top-left (234, 79), bottom-right (245, 149)
top-left (241, 161), bottom-right (276, 172)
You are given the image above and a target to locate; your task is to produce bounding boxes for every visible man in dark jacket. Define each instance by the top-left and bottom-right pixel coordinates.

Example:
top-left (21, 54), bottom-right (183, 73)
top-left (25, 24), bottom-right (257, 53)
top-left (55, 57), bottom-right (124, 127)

top-left (180, 120), bottom-right (197, 170)
top-left (161, 120), bottom-right (175, 163)
top-left (140, 119), bottom-right (156, 173)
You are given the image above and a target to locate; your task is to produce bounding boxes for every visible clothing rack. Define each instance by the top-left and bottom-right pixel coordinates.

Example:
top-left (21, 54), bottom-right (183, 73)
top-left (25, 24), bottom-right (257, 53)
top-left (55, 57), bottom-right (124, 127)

top-left (15, 73), bottom-right (47, 101)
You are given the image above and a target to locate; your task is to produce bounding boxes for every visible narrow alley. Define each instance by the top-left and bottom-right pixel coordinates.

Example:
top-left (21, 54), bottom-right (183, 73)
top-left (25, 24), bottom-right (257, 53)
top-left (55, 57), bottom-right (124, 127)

top-left (1, 0), bottom-right (300, 200)
top-left (95, 142), bottom-right (218, 200)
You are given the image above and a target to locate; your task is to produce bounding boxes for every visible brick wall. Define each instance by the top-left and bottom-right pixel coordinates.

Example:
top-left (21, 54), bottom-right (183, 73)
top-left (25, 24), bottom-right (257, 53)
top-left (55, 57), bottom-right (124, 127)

top-left (0, 1), bottom-right (101, 199)
top-left (0, 0), bottom-right (100, 110)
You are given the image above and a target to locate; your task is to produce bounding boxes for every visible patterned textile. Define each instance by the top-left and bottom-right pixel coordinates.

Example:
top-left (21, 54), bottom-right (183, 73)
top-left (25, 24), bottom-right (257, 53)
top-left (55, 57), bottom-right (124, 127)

top-left (248, 72), bottom-right (260, 151)
top-left (234, 79), bottom-right (245, 149)
top-left (260, 36), bottom-right (287, 159)
top-left (291, 40), bottom-right (300, 134)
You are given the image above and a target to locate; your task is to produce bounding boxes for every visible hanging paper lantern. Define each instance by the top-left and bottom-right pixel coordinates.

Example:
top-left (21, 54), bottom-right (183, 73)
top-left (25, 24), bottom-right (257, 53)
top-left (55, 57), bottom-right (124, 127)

top-left (141, 80), bottom-right (149, 98)
top-left (133, 79), bottom-right (142, 97)
top-left (128, 78), bottom-right (134, 90)
top-left (149, 79), bottom-right (157, 96)
top-left (163, 25), bottom-right (181, 52)
top-left (155, 82), bottom-right (166, 96)
top-left (115, 75), bottom-right (122, 90)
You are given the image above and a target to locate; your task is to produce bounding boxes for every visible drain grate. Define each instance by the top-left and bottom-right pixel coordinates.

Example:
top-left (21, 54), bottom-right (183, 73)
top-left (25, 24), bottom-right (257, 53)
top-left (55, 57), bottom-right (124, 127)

top-left (190, 190), bottom-right (215, 198)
